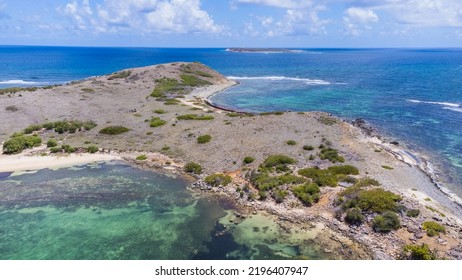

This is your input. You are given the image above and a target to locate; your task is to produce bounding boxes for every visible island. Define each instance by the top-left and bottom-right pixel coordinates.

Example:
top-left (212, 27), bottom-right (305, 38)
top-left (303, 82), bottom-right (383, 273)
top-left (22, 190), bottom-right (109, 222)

top-left (225, 48), bottom-right (304, 53)
top-left (1, 62), bottom-right (461, 260)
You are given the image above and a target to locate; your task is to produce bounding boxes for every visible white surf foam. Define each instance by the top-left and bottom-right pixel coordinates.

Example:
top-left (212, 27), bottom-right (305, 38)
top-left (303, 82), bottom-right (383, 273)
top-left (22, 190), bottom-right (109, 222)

top-left (0, 79), bottom-right (40, 85)
top-left (226, 76), bottom-right (331, 85)
top-left (443, 107), bottom-right (462, 113)
top-left (407, 99), bottom-right (460, 107)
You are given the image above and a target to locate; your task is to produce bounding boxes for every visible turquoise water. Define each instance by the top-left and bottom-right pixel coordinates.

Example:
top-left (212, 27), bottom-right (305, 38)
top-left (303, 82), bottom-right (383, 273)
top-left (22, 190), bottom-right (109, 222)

top-left (0, 163), bottom-right (328, 260)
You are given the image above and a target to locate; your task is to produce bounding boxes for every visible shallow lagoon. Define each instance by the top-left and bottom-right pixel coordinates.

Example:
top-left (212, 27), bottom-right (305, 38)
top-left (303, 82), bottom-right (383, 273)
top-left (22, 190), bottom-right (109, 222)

top-left (0, 162), bottom-right (328, 260)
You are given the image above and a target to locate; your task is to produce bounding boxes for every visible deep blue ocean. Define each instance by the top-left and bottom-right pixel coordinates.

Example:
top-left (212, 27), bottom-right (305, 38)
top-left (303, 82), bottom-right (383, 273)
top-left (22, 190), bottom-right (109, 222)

top-left (1, 46), bottom-right (461, 195)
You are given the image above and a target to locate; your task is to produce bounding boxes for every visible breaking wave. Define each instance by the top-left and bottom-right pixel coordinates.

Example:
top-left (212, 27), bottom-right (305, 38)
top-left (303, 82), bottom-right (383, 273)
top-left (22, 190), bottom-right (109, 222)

top-left (227, 76), bottom-right (332, 85)
top-left (407, 99), bottom-right (460, 107)
top-left (0, 79), bottom-right (40, 85)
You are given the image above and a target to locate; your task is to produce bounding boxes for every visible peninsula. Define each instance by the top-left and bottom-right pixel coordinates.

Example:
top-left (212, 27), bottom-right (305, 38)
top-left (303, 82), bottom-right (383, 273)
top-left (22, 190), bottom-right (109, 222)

top-left (1, 62), bottom-right (461, 260)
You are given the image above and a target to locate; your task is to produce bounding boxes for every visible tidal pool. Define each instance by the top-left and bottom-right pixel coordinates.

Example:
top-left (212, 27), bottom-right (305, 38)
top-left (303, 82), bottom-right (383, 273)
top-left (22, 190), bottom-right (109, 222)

top-left (0, 162), bottom-right (328, 260)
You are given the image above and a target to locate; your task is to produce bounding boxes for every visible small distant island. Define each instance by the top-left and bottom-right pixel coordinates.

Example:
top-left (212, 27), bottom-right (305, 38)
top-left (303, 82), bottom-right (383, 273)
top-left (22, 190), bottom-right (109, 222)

top-left (226, 48), bottom-right (304, 53)
top-left (1, 62), bottom-right (462, 260)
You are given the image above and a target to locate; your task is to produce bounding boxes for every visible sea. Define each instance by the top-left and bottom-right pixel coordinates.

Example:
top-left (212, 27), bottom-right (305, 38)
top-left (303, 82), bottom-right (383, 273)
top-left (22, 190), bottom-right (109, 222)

top-left (0, 46), bottom-right (461, 259)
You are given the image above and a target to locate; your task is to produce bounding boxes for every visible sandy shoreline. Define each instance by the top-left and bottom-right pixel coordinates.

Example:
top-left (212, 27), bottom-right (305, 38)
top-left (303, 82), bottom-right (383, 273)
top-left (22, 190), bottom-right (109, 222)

top-left (0, 148), bottom-right (121, 173)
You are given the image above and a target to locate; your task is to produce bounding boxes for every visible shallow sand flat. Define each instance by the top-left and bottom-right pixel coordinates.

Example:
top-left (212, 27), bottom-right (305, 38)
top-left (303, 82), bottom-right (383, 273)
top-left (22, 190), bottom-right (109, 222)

top-left (1, 62), bottom-right (462, 259)
top-left (0, 150), bottom-right (121, 172)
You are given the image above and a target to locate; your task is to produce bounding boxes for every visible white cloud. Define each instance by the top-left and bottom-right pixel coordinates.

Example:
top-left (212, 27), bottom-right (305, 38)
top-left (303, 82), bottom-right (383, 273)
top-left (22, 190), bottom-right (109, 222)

top-left (342, 0), bottom-right (462, 27)
top-left (145, 0), bottom-right (222, 33)
top-left (383, 0), bottom-right (462, 27)
top-left (343, 7), bottom-right (378, 36)
top-left (345, 7), bottom-right (378, 24)
top-left (61, 0), bottom-right (222, 34)
top-left (237, 1), bottom-right (328, 37)
top-left (236, 0), bottom-right (312, 9)
top-left (62, 0), bottom-right (93, 30)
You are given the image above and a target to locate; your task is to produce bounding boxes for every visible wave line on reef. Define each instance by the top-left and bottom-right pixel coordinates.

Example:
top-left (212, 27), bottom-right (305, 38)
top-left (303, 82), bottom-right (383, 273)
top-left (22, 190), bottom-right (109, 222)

top-left (226, 76), bottom-right (332, 85)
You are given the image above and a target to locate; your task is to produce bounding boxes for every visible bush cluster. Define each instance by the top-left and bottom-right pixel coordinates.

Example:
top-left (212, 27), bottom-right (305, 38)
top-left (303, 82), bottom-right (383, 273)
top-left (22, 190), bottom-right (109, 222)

top-left (3, 135), bottom-right (42, 154)
top-left (108, 70), bottom-right (131, 80)
top-left (47, 139), bottom-right (58, 148)
top-left (150, 117), bottom-right (167, 127)
top-left (319, 148), bottom-right (345, 163)
top-left (42, 120), bottom-right (97, 134)
top-left (180, 74), bottom-right (212, 87)
top-left (401, 244), bottom-right (436, 260)
top-left (422, 221), bottom-right (445, 237)
top-left (177, 114), bottom-right (214, 121)
top-left (99, 126), bottom-right (130, 135)
top-left (298, 165), bottom-right (359, 187)
top-left (197, 134), bottom-right (212, 144)
top-left (292, 183), bottom-right (321, 206)
top-left (286, 140), bottom-right (297, 145)
top-left (204, 173), bottom-right (232, 187)
top-left (86, 145), bottom-right (99, 154)
top-left (372, 211), bottom-right (401, 232)
top-left (260, 155), bottom-right (296, 172)
top-left (250, 172), bottom-right (306, 191)
top-left (184, 162), bottom-right (202, 174)
top-left (243, 156), bottom-right (255, 164)
top-left (136, 155), bottom-right (147, 161)
top-left (151, 78), bottom-right (182, 98)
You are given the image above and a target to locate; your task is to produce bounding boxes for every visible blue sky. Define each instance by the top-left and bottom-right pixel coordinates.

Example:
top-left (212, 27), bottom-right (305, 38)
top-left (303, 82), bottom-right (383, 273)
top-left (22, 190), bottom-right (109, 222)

top-left (1, 0), bottom-right (462, 47)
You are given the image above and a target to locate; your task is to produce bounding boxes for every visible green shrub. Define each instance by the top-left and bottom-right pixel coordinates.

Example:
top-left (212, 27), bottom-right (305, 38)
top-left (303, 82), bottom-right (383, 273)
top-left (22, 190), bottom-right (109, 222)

top-left (50, 147), bottom-right (61, 153)
top-left (47, 139), bottom-right (58, 148)
top-left (345, 207), bottom-right (364, 225)
top-left (2, 135), bottom-right (42, 154)
top-left (154, 109), bottom-right (166, 114)
top-left (422, 221), bottom-right (445, 237)
top-left (150, 117), bottom-right (167, 127)
top-left (354, 177), bottom-right (380, 187)
top-left (357, 188), bottom-right (402, 213)
top-left (406, 209), bottom-right (420, 218)
top-left (292, 183), bottom-right (321, 206)
top-left (401, 244), bottom-right (436, 260)
top-left (381, 165), bottom-right (394, 170)
top-left (303, 145), bottom-right (314, 151)
top-left (108, 70), bottom-right (131, 80)
top-left (243, 156), bottom-right (255, 164)
top-left (327, 165), bottom-right (359, 175)
top-left (151, 78), bottom-right (181, 97)
top-left (319, 148), bottom-right (345, 163)
top-left (83, 120), bottom-right (97, 130)
top-left (184, 162), bottom-right (202, 174)
top-left (180, 74), bottom-right (212, 87)
top-left (197, 134), bottom-right (212, 144)
top-left (23, 124), bottom-right (43, 134)
top-left (87, 145), bottom-right (98, 154)
top-left (5, 105), bottom-right (19, 112)
top-left (164, 99), bottom-right (180, 105)
top-left (204, 174), bottom-right (232, 187)
top-left (136, 155), bottom-right (147, 161)
top-left (272, 189), bottom-right (289, 203)
top-left (298, 167), bottom-right (340, 187)
top-left (262, 155), bottom-right (296, 168)
top-left (317, 115), bottom-right (337, 125)
top-left (177, 114), bottom-right (214, 120)
top-left (286, 140), bottom-right (297, 145)
top-left (259, 111), bottom-right (284, 116)
top-left (42, 122), bottom-right (54, 130)
top-left (99, 126), bottom-right (130, 135)
top-left (258, 190), bottom-right (267, 200)
top-left (372, 211), bottom-right (400, 232)
top-left (60, 145), bottom-right (75, 153)
top-left (250, 173), bottom-right (306, 191)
